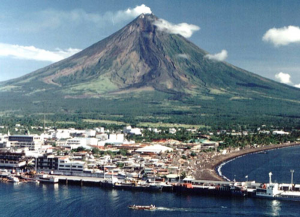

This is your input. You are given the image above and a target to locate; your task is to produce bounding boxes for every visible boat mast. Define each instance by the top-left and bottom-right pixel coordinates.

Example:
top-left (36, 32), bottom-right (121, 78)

top-left (269, 172), bottom-right (272, 184)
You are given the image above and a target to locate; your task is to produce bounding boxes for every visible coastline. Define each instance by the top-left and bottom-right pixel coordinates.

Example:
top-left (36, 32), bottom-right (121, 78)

top-left (196, 142), bottom-right (300, 181)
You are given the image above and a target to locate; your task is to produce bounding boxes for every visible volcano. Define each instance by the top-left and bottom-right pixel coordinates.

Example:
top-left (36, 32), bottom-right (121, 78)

top-left (1, 14), bottom-right (300, 126)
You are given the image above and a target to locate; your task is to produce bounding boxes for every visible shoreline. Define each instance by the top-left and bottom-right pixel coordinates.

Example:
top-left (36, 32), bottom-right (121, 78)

top-left (196, 142), bottom-right (300, 181)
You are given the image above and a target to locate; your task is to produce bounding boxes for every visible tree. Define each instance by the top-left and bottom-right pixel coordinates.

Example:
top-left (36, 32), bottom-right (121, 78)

top-left (92, 147), bottom-right (100, 155)
top-left (119, 149), bottom-right (127, 156)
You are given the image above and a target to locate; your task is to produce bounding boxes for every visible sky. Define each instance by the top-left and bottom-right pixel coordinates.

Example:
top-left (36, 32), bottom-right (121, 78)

top-left (0, 0), bottom-right (300, 87)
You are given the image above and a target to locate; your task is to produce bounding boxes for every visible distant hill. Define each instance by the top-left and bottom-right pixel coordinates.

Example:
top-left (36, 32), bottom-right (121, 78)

top-left (1, 14), bottom-right (300, 127)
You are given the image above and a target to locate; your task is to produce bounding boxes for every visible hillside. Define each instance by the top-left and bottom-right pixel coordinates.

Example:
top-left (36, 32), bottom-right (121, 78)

top-left (1, 14), bottom-right (300, 127)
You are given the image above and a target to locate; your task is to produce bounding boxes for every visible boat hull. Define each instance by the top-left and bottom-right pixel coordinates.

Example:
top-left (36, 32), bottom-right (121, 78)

top-left (128, 205), bottom-right (156, 210)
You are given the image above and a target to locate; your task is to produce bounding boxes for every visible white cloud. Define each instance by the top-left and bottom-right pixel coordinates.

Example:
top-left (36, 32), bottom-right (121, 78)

top-left (153, 19), bottom-right (200, 38)
top-left (0, 43), bottom-right (81, 62)
top-left (124, 4), bottom-right (152, 18)
top-left (204, 50), bottom-right (228, 61)
top-left (263, 26), bottom-right (300, 46)
top-left (113, 4), bottom-right (152, 23)
top-left (294, 84), bottom-right (300, 88)
top-left (275, 72), bottom-right (292, 84)
top-left (177, 54), bottom-right (190, 59)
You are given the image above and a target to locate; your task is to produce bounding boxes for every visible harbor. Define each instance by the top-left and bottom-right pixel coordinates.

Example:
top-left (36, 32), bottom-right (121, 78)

top-left (1, 145), bottom-right (300, 217)
top-left (2, 170), bottom-right (300, 201)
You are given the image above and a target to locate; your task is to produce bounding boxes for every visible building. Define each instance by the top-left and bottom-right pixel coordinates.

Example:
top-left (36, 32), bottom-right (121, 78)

top-left (0, 151), bottom-right (28, 168)
top-left (104, 134), bottom-right (125, 145)
top-left (272, 130), bottom-right (289, 135)
top-left (135, 144), bottom-right (173, 154)
top-left (36, 154), bottom-right (58, 170)
top-left (8, 135), bottom-right (43, 151)
top-left (201, 140), bottom-right (219, 150)
top-left (0, 136), bottom-right (8, 148)
top-left (58, 157), bottom-right (85, 172)
top-left (124, 126), bottom-right (142, 135)
top-left (64, 138), bottom-right (87, 149)
top-left (53, 129), bottom-right (71, 139)
top-left (85, 129), bottom-right (96, 137)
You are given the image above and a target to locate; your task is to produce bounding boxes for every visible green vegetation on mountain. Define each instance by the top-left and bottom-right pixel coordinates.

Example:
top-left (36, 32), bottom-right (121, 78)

top-left (1, 14), bottom-right (300, 127)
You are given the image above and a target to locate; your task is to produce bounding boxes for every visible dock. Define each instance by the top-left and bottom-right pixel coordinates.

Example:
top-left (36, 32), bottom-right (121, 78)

top-left (2, 171), bottom-right (300, 201)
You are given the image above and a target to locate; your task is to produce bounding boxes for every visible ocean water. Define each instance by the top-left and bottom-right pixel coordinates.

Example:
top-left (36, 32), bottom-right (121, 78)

top-left (1, 146), bottom-right (300, 217)
top-left (219, 145), bottom-right (300, 183)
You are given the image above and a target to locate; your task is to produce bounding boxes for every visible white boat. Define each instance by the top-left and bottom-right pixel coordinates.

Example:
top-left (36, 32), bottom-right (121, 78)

top-left (256, 183), bottom-right (283, 198)
top-left (7, 175), bottom-right (20, 183)
top-left (128, 204), bottom-right (156, 210)
top-left (255, 172), bottom-right (300, 201)
top-left (35, 175), bottom-right (59, 183)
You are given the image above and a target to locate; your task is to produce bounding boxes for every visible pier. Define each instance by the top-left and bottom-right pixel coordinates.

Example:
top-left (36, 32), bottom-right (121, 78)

top-left (2, 171), bottom-right (300, 201)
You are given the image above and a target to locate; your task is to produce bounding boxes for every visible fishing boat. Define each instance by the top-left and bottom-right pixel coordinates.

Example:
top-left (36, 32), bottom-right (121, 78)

top-left (128, 205), bottom-right (156, 210)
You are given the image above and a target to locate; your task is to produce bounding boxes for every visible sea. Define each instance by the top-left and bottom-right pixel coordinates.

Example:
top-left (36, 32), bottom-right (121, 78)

top-left (1, 146), bottom-right (300, 217)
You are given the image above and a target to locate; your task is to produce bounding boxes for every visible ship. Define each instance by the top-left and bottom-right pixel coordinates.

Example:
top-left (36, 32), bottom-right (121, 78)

top-left (255, 172), bottom-right (300, 201)
top-left (114, 181), bottom-right (162, 192)
top-left (174, 182), bottom-right (247, 197)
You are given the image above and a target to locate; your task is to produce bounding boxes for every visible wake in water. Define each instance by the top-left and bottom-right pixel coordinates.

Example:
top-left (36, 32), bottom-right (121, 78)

top-left (155, 206), bottom-right (227, 213)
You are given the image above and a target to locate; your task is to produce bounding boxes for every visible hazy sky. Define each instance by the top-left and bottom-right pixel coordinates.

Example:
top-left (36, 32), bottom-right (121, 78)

top-left (0, 0), bottom-right (300, 87)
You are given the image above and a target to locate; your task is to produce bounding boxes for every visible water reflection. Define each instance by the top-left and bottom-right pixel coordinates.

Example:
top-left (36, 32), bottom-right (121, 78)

top-left (270, 200), bottom-right (281, 216)
top-left (53, 183), bottom-right (59, 201)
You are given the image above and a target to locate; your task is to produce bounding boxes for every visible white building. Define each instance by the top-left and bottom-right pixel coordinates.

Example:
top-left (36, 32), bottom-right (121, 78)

top-left (0, 135), bottom-right (8, 148)
top-left (130, 128), bottom-right (142, 135)
top-left (123, 126), bottom-right (132, 134)
top-left (54, 129), bottom-right (71, 139)
top-left (64, 138), bottom-right (87, 149)
top-left (123, 126), bottom-right (142, 135)
top-left (96, 134), bottom-right (109, 141)
top-left (169, 128), bottom-right (177, 134)
top-left (58, 157), bottom-right (85, 172)
top-left (86, 138), bottom-right (99, 146)
top-left (95, 127), bottom-right (105, 133)
top-left (107, 134), bottom-right (125, 144)
top-left (85, 129), bottom-right (96, 137)
top-left (272, 130), bottom-right (289, 135)
top-left (8, 135), bottom-right (43, 151)
top-left (135, 144), bottom-right (173, 154)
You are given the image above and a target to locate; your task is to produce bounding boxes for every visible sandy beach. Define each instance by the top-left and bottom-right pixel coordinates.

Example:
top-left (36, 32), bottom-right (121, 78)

top-left (195, 142), bottom-right (300, 181)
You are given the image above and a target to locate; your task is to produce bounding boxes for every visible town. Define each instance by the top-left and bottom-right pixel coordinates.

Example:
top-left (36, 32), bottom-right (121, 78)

top-left (0, 122), bottom-right (298, 185)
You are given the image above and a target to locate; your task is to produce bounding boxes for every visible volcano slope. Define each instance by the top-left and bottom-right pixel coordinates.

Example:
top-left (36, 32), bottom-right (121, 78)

top-left (1, 14), bottom-right (300, 127)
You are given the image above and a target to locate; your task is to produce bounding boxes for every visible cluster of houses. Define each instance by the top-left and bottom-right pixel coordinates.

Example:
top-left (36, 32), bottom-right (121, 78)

top-left (0, 125), bottom-right (209, 182)
top-left (0, 123), bottom-right (294, 182)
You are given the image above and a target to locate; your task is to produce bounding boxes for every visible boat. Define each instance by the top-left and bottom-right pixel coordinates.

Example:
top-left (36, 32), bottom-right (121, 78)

top-left (255, 172), bottom-right (300, 201)
top-left (7, 175), bottom-right (20, 183)
top-left (35, 175), bottom-right (59, 183)
top-left (128, 205), bottom-right (156, 210)
top-left (114, 182), bottom-right (162, 192)
top-left (174, 183), bottom-right (247, 197)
